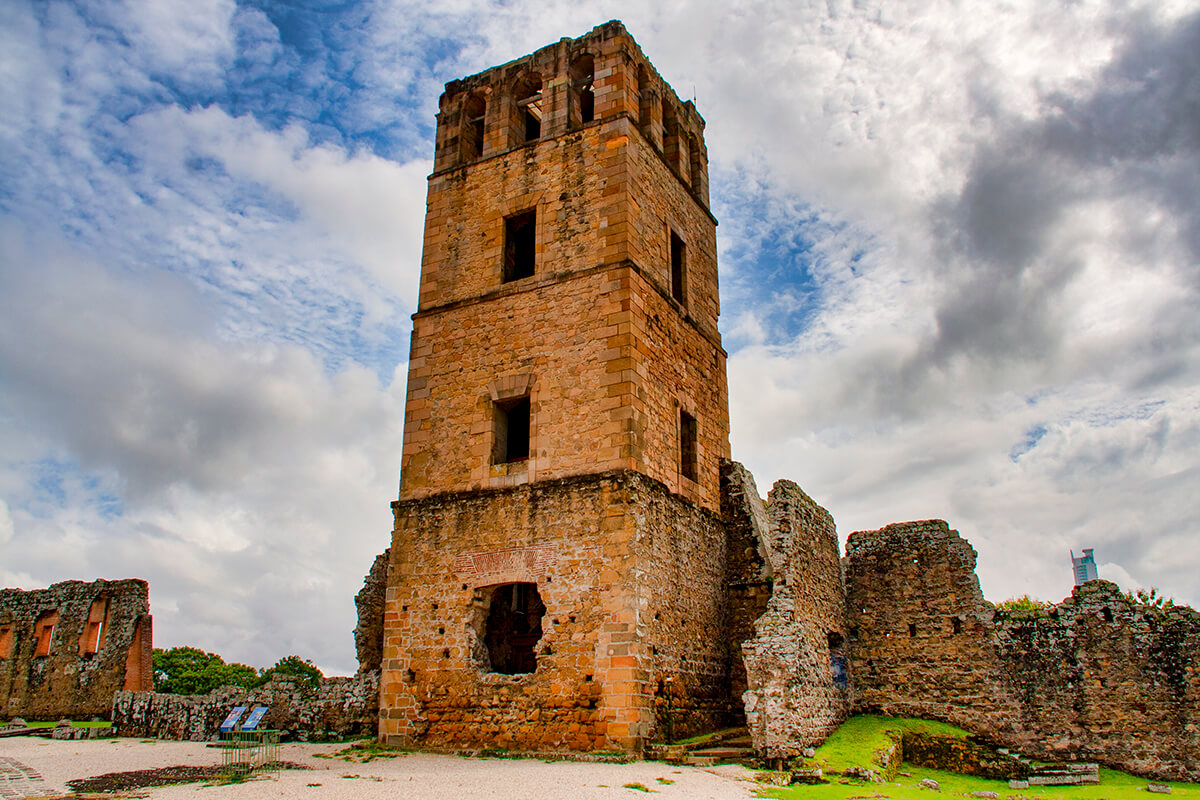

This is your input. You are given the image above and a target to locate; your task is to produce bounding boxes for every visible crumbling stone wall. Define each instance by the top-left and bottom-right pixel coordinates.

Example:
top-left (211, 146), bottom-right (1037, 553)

top-left (846, 521), bottom-right (1022, 731)
top-left (739, 479), bottom-right (850, 757)
top-left (354, 549), bottom-right (389, 674)
top-left (994, 580), bottom-right (1200, 779)
top-left (381, 470), bottom-right (730, 754)
top-left (720, 460), bottom-right (772, 712)
top-left (111, 671), bottom-right (378, 741)
top-left (0, 579), bottom-right (152, 720)
top-left (846, 520), bottom-right (1200, 781)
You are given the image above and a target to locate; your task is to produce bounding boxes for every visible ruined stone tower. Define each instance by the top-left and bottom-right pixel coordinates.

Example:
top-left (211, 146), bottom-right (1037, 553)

top-left (379, 21), bottom-right (731, 753)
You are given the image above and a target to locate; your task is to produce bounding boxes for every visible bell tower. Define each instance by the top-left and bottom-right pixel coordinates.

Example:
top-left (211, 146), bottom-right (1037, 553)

top-left (380, 20), bottom-right (731, 754)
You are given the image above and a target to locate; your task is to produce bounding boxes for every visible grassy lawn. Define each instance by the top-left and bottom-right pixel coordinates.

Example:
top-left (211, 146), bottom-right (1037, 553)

top-left (759, 716), bottom-right (1196, 800)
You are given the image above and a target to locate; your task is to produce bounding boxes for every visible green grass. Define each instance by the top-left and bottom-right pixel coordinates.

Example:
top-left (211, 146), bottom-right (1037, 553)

top-left (805, 715), bottom-right (969, 776)
top-left (760, 764), bottom-right (1196, 800)
top-left (759, 716), bottom-right (1197, 800)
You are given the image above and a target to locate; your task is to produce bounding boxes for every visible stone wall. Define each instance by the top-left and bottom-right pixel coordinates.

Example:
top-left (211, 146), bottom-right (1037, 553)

top-left (0, 579), bottom-right (152, 720)
top-left (720, 461), bottom-right (772, 714)
top-left (400, 23), bottom-right (727, 513)
top-left (846, 520), bottom-right (1200, 781)
top-left (111, 672), bottom-right (379, 741)
top-left (380, 469), bottom-right (731, 754)
top-left (739, 480), bottom-right (850, 757)
top-left (354, 550), bottom-right (389, 675)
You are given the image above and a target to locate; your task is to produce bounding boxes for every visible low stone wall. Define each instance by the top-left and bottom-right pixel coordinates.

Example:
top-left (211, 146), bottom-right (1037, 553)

top-left (901, 732), bottom-right (1029, 781)
top-left (111, 671), bottom-right (378, 741)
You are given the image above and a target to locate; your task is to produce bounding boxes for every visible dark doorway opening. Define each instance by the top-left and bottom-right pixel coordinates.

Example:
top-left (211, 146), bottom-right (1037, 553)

top-left (483, 582), bottom-right (546, 674)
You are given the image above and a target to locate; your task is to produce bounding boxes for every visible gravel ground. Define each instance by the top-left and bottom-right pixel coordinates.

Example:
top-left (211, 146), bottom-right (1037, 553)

top-left (0, 736), bottom-right (761, 799)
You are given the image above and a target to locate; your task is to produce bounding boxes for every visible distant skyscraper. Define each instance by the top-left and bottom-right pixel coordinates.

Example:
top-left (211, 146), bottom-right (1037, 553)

top-left (1072, 549), bottom-right (1099, 585)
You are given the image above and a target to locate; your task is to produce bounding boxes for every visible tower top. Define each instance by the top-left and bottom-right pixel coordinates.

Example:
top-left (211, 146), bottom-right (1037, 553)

top-left (431, 21), bottom-right (711, 212)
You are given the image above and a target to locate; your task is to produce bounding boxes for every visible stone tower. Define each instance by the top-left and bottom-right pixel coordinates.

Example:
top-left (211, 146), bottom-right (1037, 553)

top-left (379, 21), bottom-right (731, 754)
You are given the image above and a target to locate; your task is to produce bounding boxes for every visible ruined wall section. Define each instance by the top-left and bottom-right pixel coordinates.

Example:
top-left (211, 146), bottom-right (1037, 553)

top-left (354, 549), bottom-right (389, 675)
top-left (847, 521), bottom-right (1200, 781)
top-left (994, 581), bottom-right (1200, 780)
top-left (112, 672), bottom-right (378, 741)
top-left (635, 473), bottom-right (730, 741)
top-left (380, 470), bottom-right (728, 754)
top-left (719, 460), bottom-right (772, 711)
top-left (0, 579), bottom-right (152, 720)
top-left (846, 520), bottom-right (1021, 732)
top-left (741, 480), bottom-right (849, 757)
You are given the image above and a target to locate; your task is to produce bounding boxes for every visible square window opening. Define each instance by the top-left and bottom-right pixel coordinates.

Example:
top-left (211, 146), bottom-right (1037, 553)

top-left (680, 410), bottom-right (698, 482)
top-left (504, 210), bottom-right (537, 282)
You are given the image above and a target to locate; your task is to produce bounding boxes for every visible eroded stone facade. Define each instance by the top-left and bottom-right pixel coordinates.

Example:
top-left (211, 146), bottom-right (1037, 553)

top-left (381, 21), bottom-right (732, 755)
top-left (732, 475), bottom-right (850, 757)
top-left (0, 579), bottom-right (152, 720)
top-left (112, 671), bottom-right (379, 741)
top-left (846, 520), bottom-right (1200, 781)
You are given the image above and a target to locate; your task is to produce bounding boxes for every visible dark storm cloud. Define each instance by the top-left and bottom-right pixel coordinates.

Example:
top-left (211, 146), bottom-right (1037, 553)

top-left (920, 11), bottom-right (1200, 381)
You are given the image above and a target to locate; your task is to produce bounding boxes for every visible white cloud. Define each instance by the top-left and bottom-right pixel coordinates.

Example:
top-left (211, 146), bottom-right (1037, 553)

top-left (0, 225), bottom-right (404, 673)
top-left (0, 499), bottom-right (12, 546)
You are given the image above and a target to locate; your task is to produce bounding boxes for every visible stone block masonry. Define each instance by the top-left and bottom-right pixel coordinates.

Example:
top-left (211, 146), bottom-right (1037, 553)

top-left (111, 672), bottom-right (379, 741)
top-left (846, 520), bottom-right (1200, 781)
top-left (382, 20), bottom-right (733, 757)
top-left (380, 470), bottom-right (731, 753)
top-left (0, 579), bottom-right (151, 720)
top-left (736, 476), bottom-right (850, 757)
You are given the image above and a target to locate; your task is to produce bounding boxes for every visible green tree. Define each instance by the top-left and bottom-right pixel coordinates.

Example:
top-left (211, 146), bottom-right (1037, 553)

top-left (152, 647), bottom-right (260, 695)
top-left (257, 655), bottom-right (324, 691)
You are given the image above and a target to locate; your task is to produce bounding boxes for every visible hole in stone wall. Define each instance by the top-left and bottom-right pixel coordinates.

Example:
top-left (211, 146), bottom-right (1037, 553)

top-left (493, 395), bottom-right (531, 463)
top-left (951, 616), bottom-right (962, 634)
top-left (79, 596), bottom-right (110, 655)
top-left (438, 627), bottom-right (445, 635)
top-left (679, 409), bottom-right (697, 481)
top-left (827, 631), bottom-right (848, 688)
top-left (479, 582), bottom-right (546, 675)
top-left (908, 622), bottom-right (917, 638)
top-left (512, 74), bottom-right (543, 143)
top-left (503, 209), bottom-right (536, 282)
top-left (406, 669), bottom-right (416, 682)
top-left (461, 92), bottom-right (486, 162)
top-left (637, 65), bottom-right (653, 136)
top-left (1102, 607), bottom-right (1113, 622)
top-left (442, 648), bottom-right (450, 659)
top-left (33, 609), bottom-right (60, 657)
top-left (670, 230), bottom-right (686, 304)
top-left (569, 54), bottom-right (594, 126)
top-left (662, 98), bottom-right (681, 173)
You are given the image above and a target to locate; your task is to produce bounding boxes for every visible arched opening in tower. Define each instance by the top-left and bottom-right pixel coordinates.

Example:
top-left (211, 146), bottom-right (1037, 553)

top-left (481, 582), bottom-right (546, 674)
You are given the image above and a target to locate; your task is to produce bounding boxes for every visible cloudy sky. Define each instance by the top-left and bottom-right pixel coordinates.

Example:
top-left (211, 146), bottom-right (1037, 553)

top-left (2, 0), bottom-right (1197, 675)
